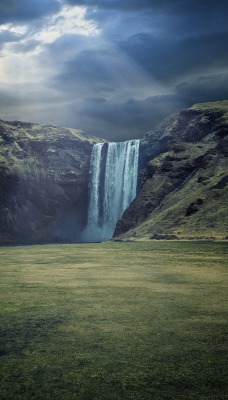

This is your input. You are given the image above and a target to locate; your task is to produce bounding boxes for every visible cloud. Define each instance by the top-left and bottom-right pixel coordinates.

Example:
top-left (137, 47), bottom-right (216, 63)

top-left (64, 0), bottom-right (156, 10)
top-left (32, 5), bottom-right (99, 44)
top-left (64, 0), bottom-right (227, 12)
top-left (1, 72), bottom-right (228, 142)
top-left (0, 0), bottom-right (61, 24)
top-left (119, 31), bottom-right (228, 85)
top-left (76, 94), bottom-right (184, 140)
top-left (0, 28), bottom-right (21, 48)
top-left (9, 39), bottom-right (40, 53)
top-left (175, 73), bottom-right (228, 104)
top-left (67, 72), bottom-right (228, 141)
top-left (0, 0), bottom-right (228, 141)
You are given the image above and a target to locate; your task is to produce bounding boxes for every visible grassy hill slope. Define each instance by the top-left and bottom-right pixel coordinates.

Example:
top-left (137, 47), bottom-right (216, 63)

top-left (114, 101), bottom-right (228, 240)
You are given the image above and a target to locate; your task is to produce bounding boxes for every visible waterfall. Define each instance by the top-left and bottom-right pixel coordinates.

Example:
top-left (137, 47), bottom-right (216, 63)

top-left (83, 139), bottom-right (140, 242)
top-left (87, 143), bottom-right (103, 228)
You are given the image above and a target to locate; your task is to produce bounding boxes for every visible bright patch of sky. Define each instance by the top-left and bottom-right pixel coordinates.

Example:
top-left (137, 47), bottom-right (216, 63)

top-left (0, 23), bottom-right (27, 36)
top-left (34, 5), bottom-right (100, 43)
top-left (0, 5), bottom-right (100, 51)
top-left (0, 0), bottom-right (227, 140)
top-left (0, 5), bottom-right (100, 85)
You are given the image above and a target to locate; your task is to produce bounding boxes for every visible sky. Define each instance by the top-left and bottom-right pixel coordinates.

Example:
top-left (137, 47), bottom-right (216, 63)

top-left (0, 0), bottom-right (228, 141)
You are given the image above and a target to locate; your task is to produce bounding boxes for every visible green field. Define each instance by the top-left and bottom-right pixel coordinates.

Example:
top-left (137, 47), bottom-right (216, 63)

top-left (0, 241), bottom-right (227, 399)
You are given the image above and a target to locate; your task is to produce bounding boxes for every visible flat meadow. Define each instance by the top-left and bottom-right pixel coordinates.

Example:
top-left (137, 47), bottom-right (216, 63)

top-left (0, 241), bottom-right (227, 399)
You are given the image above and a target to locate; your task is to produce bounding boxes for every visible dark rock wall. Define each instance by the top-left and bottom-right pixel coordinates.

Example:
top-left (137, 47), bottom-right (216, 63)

top-left (0, 121), bottom-right (99, 244)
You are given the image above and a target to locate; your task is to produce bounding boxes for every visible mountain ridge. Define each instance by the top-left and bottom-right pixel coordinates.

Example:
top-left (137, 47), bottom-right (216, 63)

top-left (0, 101), bottom-right (227, 244)
top-left (114, 101), bottom-right (228, 241)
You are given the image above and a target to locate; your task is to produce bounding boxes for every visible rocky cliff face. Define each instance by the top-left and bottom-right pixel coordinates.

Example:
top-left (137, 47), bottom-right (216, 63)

top-left (114, 101), bottom-right (228, 240)
top-left (0, 120), bottom-right (101, 244)
top-left (1, 101), bottom-right (227, 244)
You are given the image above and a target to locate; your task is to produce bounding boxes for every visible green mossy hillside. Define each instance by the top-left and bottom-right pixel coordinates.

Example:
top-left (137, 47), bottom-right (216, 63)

top-left (115, 101), bottom-right (228, 241)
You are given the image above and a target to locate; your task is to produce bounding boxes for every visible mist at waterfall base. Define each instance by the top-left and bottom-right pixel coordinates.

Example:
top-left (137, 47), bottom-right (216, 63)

top-left (82, 140), bottom-right (140, 242)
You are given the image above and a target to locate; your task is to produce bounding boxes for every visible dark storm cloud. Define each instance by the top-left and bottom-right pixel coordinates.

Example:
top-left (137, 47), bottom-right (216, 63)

top-left (48, 33), bottom-right (149, 97)
top-left (0, 0), bottom-right (228, 141)
top-left (45, 0), bottom-right (228, 140)
top-left (60, 0), bottom-right (228, 92)
top-left (65, 0), bottom-right (227, 13)
top-left (72, 72), bottom-right (228, 140)
top-left (64, 0), bottom-right (228, 40)
top-left (78, 94), bottom-right (183, 140)
top-left (64, 0), bottom-right (227, 140)
top-left (119, 31), bottom-right (228, 85)
top-left (175, 73), bottom-right (228, 104)
top-left (0, 0), bottom-right (61, 24)
top-left (64, 0), bottom-right (156, 10)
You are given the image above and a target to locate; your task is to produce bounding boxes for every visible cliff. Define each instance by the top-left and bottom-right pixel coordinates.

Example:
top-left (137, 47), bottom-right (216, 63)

top-left (114, 101), bottom-right (228, 241)
top-left (1, 101), bottom-right (227, 244)
top-left (0, 120), bottom-right (101, 244)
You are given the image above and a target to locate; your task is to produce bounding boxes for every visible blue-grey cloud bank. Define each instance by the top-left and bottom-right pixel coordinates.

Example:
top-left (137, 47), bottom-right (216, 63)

top-left (0, 0), bottom-right (227, 140)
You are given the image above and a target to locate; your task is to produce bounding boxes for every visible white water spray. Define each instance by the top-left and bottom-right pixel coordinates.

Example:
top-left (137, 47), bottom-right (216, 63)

top-left (83, 139), bottom-right (140, 242)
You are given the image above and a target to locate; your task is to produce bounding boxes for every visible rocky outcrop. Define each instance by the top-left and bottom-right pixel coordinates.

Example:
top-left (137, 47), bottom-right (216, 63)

top-left (114, 101), bottom-right (228, 240)
top-left (0, 120), bottom-right (102, 244)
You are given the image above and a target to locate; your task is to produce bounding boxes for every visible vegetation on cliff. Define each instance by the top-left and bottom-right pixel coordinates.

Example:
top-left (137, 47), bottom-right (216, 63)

top-left (114, 101), bottom-right (228, 241)
top-left (0, 101), bottom-right (227, 244)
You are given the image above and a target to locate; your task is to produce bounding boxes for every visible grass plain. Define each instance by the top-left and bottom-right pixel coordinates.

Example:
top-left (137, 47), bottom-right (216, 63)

top-left (0, 241), bottom-right (227, 400)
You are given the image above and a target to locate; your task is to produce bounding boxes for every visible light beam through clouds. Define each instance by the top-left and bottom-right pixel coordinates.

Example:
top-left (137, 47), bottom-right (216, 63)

top-left (0, 0), bottom-right (227, 140)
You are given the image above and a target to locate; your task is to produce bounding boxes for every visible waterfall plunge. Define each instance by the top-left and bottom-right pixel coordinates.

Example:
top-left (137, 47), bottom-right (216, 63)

top-left (83, 140), bottom-right (140, 242)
